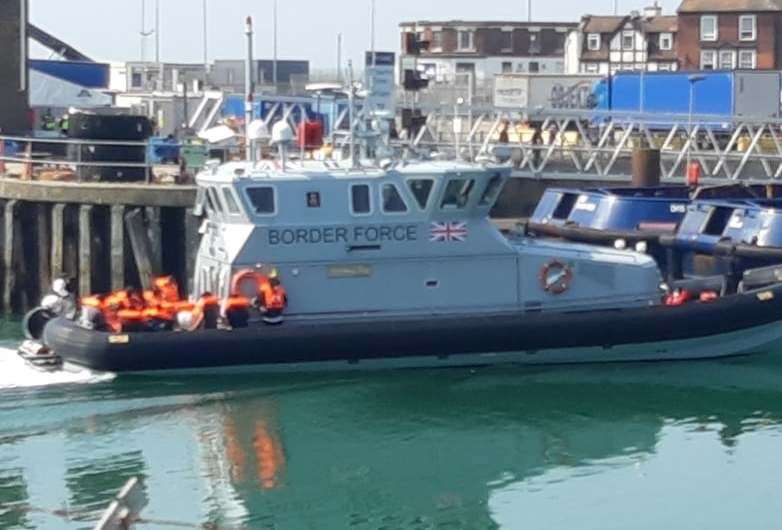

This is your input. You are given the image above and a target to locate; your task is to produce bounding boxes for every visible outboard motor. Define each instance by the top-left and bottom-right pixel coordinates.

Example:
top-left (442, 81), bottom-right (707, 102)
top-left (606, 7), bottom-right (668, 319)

top-left (18, 278), bottom-right (75, 371)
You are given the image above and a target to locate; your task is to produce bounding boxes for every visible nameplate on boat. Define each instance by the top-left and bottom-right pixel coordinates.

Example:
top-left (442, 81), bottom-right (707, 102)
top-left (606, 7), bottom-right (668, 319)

top-left (108, 335), bottom-right (130, 344)
top-left (267, 225), bottom-right (418, 246)
top-left (328, 264), bottom-right (373, 279)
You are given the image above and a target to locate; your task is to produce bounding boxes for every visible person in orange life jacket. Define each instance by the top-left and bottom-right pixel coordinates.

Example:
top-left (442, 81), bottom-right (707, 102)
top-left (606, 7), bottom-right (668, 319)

top-left (222, 292), bottom-right (251, 329)
top-left (258, 273), bottom-right (287, 324)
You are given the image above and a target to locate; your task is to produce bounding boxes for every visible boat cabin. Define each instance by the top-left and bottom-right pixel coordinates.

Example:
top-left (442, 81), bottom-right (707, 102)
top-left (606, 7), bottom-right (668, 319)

top-left (194, 160), bottom-right (662, 317)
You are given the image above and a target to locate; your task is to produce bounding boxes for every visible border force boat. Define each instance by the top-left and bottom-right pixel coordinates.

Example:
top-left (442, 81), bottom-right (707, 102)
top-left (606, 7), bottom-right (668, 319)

top-left (30, 151), bottom-right (782, 375)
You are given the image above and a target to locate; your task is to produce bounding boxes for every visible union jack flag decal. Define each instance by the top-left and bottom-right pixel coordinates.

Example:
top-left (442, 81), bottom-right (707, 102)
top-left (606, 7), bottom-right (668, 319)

top-left (430, 221), bottom-right (468, 242)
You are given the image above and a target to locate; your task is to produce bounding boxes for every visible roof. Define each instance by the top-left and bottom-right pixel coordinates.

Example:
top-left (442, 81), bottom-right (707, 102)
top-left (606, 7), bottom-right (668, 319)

top-left (398, 20), bottom-right (577, 29)
top-left (581, 16), bottom-right (626, 33)
top-left (641, 16), bottom-right (678, 32)
top-left (678, 0), bottom-right (782, 12)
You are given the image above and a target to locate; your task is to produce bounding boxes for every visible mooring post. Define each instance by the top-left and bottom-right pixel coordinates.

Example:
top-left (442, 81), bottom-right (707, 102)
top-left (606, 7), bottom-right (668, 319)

top-left (110, 205), bottom-right (125, 291)
top-left (50, 203), bottom-right (66, 281)
top-left (3, 200), bottom-right (18, 313)
top-left (79, 204), bottom-right (93, 297)
top-left (37, 203), bottom-right (51, 301)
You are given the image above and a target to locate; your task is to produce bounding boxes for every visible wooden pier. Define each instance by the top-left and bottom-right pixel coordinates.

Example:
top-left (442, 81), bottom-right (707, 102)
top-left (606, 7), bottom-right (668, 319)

top-left (0, 177), bottom-right (199, 313)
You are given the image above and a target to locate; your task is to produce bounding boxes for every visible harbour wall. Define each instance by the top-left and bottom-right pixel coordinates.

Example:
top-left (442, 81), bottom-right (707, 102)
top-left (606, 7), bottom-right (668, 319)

top-left (0, 174), bottom-right (615, 314)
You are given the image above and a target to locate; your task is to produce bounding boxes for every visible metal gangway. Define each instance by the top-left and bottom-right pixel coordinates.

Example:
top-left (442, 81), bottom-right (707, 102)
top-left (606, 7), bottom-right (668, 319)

top-left (408, 104), bottom-right (782, 182)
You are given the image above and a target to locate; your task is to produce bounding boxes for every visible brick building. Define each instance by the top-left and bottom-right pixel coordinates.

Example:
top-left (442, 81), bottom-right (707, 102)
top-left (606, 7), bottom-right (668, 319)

top-left (677, 0), bottom-right (781, 70)
top-left (578, 4), bottom-right (678, 74)
top-left (398, 20), bottom-right (578, 87)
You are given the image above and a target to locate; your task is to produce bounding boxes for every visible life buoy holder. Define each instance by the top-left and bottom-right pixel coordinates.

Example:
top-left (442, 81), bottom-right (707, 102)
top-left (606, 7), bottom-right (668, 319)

top-left (230, 269), bottom-right (269, 299)
top-left (539, 260), bottom-right (573, 295)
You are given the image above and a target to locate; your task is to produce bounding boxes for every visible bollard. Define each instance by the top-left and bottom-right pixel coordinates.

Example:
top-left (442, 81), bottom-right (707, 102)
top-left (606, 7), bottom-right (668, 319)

top-left (631, 147), bottom-right (661, 187)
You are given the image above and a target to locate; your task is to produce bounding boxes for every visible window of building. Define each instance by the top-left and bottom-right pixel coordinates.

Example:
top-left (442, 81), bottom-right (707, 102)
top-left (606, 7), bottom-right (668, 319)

top-left (407, 179), bottom-right (435, 210)
top-left (246, 187), bottom-right (276, 215)
top-left (622, 31), bottom-right (635, 50)
top-left (529, 61), bottom-right (540, 73)
top-left (701, 50), bottom-right (717, 70)
top-left (502, 61), bottom-right (513, 73)
top-left (381, 184), bottom-right (408, 213)
top-left (719, 49), bottom-right (736, 69)
top-left (659, 32), bottom-right (673, 51)
top-left (739, 15), bottom-right (757, 41)
top-left (701, 15), bottom-right (718, 41)
top-left (658, 63), bottom-right (673, 71)
top-left (431, 31), bottom-right (443, 50)
top-left (221, 187), bottom-right (241, 214)
top-left (739, 49), bottom-right (757, 69)
top-left (440, 179), bottom-right (476, 210)
top-left (457, 30), bottom-right (475, 51)
top-left (587, 33), bottom-right (601, 51)
top-left (131, 70), bottom-right (143, 88)
top-left (500, 30), bottom-right (513, 52)
top-left (350, 184), bottom-right (372, 215)
top-left (583, 63), bottom-right (599, 74)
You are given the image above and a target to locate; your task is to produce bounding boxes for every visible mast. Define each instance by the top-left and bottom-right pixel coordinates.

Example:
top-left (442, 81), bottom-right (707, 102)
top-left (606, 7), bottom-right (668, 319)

top-left (245, 16), bottom-right (256, 163)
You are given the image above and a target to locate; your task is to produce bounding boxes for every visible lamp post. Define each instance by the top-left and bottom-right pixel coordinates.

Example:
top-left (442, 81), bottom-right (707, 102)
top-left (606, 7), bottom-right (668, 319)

top-left (687, 74), bottom-right (705, 179)
top-left (273, 0), bottom-right (278, 86)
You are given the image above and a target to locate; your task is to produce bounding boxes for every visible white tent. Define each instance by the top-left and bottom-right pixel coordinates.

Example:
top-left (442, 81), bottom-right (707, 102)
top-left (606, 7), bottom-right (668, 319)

top-left (29, 68), bottom-right (113, 109)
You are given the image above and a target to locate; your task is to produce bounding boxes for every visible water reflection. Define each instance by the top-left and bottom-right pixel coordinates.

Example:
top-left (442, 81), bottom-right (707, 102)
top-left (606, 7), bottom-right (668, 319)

top-left (2, 354), bottom-right (782, 529)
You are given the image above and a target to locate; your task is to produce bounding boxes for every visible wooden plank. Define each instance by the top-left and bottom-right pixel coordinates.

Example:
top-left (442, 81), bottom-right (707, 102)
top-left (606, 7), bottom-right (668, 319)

top-left (3, 200), bottom-right (18, 313)
top-left (144, 206), bottom-right (162, 274)
top-left (110, 205), bottom-right (125, 290)
top-left (37, 203), bottom-right (51, 300)
top-left (183, 208), bottom-right (201, 296)
top-left (125, 208), bottom-right (157, 289)
top-left (50, 203), bottom-right (65, 281)
top-left (78, 204), bottom-right (93, 297)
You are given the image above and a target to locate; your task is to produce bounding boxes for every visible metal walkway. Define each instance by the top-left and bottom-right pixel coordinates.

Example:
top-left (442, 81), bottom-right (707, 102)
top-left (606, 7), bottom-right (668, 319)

top-left (410, 106), bottom-right (782, 182)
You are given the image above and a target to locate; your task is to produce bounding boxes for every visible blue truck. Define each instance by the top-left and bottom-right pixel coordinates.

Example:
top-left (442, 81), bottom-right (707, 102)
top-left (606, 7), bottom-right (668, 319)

top-left (593, 70), bottom-right (782, 124)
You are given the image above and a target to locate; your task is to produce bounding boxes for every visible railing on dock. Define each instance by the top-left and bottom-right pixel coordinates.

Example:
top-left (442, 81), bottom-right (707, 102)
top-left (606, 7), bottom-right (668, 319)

top-left (407, 105), bottom-right (782, 182)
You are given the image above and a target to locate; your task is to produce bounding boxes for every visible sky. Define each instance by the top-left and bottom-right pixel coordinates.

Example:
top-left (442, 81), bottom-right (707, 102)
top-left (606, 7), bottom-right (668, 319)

top-left (30, 0), bottom-right (679, 70)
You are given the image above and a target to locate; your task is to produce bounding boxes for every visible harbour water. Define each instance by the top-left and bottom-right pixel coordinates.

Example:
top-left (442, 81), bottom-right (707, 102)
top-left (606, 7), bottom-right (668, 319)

top-left (2, 323), bottom-right (782, 529)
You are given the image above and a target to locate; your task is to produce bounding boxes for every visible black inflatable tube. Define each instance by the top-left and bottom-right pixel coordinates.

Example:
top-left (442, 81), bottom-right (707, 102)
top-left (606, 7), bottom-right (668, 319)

top-left (528, 222), bottom-right (666, 245)
top-left (43, 282), bottom-right (782, 373)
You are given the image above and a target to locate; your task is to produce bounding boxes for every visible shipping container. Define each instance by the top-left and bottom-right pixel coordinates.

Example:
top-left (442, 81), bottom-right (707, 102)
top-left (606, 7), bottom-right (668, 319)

top-left (594, 71), bottom-right (781, 123)
top-left (494, 74), bottom-right (601, 111)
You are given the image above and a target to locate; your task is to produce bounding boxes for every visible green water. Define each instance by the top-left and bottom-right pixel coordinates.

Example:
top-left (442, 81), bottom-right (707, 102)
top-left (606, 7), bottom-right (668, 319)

top-left (2, 326), bottom-right (782, 530)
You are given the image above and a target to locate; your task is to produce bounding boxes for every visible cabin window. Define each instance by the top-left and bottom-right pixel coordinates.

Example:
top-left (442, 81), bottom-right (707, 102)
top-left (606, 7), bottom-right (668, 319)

top-left (350, 184), bottom-right (372, 215)
top-left (306, 191), bottom-right (321, 208)
top-left (440, 179), bottom-right (475, 210)
top-left (408, 179), bottom-right (435, 210)
top-left (221, 187), bottom-right (241, 214)
top-left (246, 186), bottom-right (276, 215)
top-left (479, 174), bottom-right (504, 207)
top-left (381, 184), bottom-right (408, 213)
top-left (207, 187), bottom-right (223, 215)
top-left (703, 207), bottom-right (733, 236)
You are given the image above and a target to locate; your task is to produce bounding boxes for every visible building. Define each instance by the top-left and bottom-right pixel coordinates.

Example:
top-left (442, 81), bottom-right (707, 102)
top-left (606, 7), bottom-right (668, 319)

top-left (578, 4), bottom-right (678, 74)
top-left (124, 62), bottom-right (209, 94)
top-left (677, 0), bottom-right (781, 70)
top-left (398, 20), bottom-right (578, 88)
top-left (0, 0), bottom-right (30, 133)
top-left (210, 60), bottom-right (310, 93)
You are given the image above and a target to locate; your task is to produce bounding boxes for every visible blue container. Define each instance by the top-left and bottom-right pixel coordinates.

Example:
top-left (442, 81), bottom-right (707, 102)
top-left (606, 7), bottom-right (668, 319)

top-left (147, 137), bottom-right (181, 164)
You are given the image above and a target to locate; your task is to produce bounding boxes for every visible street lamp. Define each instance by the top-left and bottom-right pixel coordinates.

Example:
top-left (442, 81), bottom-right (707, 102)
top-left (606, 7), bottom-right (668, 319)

top-left (687, 74), bottom-right (706, 182)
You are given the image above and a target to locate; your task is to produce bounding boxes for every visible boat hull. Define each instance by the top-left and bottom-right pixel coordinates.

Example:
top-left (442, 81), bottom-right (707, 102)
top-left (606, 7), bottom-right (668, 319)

top-left (42, 284), bottom-right (782, 374)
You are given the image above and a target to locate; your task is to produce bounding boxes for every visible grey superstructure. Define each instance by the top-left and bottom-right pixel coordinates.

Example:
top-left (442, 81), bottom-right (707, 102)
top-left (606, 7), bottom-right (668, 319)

top-left (193, 158), bottom-right (662, 318)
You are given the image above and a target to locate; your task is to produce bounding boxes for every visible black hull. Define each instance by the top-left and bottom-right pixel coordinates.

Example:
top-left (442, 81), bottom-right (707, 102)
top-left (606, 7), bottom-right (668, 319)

top-left (42, 284), bottom-right (782, 374)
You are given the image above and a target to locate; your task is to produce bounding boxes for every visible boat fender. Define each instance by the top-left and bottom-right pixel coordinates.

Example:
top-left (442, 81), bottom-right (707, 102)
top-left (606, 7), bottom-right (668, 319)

top-left (699, 291), bottom-right (719, 303)
top-left (539, 261), bottom-right (573, 295)
top-left (664, 289), bottom-right (693, 307)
